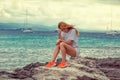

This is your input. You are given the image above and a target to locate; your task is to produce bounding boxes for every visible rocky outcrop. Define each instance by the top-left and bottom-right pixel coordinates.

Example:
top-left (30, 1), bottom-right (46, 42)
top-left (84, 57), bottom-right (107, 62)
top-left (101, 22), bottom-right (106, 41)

top-left (94, 58), bottom-right (120, 80)
top-left (0, 57), bottom-right (120, 80)
top-left (0, 62), bottom-right (45, 80)
top-left (33, 57), bottom-right (109, 80)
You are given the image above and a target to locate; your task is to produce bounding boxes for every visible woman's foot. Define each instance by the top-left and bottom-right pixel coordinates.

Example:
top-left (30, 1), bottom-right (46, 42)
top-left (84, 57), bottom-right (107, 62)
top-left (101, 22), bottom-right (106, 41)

top-left (45, 61), bottom-right (56, 67)
top-left (57, 61), bottom-right (67, 68)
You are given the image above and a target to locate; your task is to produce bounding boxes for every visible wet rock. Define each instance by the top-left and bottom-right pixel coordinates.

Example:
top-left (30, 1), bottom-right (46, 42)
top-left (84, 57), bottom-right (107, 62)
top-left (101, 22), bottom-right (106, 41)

top-left (8, 68), bottom-right (34, 79)
top-left (23, 62), bottom-right (44, 70)
top-left (94, 58), bottom-right (120, 80)
top-left (19, 77), bottom-right (34, 80)
top-left (77, 75), bottom-right (97, 80)
top-left (0, 71), bottom-right (11, 76)
top-left (95, 58), bottom-right (120, 69)
top-left (9, 62), bottom-right (44, 79)
top-left (0, 62), bottom-right (44, 79)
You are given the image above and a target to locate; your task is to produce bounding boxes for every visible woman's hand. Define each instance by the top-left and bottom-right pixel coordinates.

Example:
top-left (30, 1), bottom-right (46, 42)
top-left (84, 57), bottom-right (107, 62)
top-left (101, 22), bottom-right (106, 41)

top-left (60, 39), bottom-right (73, 45)
top-left (56, 39), bottom-right (73, 46)
top-left (56, 39), bottom-right (62, 45)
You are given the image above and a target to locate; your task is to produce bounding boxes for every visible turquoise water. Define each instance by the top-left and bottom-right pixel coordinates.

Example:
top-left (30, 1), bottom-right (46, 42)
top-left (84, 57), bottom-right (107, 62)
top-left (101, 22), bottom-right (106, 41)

top-left (0, 31), bottom-right (120, 70)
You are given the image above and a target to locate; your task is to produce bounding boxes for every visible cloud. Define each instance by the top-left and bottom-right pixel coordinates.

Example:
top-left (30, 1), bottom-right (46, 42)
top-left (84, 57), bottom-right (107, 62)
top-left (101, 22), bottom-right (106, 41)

top-left (0, 0), bottom-right (120, 31)
top-left (96, 0), bottom-right (120, 5)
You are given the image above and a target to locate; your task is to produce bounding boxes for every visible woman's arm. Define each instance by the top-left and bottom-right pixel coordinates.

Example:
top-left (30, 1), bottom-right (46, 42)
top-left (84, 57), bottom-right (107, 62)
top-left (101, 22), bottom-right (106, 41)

top-left (58, 29), bottom-right (62, 39)
top-left (60, 39), bottom-right (73, 45)
top-left (56, 29), bottom-right (63, 45)
top-left (57, 29), bottom-right (73, 45)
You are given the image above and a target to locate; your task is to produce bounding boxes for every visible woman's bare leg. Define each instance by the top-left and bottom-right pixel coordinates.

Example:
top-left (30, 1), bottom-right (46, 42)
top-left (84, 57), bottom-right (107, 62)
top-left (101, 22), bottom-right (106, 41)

top-left (51, 44), bottom-right (60, 62)
top-left (60, 42), bottom-right (76, 62)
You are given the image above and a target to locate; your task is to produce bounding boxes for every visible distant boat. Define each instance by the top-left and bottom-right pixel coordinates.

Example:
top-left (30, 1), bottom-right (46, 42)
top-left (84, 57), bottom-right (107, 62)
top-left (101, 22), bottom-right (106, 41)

top-left (105, 6), bottom-right (120, 35)
top-left (23, 9), bottom-right (32, 33)
top-left (106, 31), bottom-right (120, 35)
top-left (23, 28), bottom-right (32, 33)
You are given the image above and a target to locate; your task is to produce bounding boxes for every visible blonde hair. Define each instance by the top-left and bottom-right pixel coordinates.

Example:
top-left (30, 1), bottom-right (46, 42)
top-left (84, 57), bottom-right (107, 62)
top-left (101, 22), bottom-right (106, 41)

top-left (58, 21), bottom-right (79, 36)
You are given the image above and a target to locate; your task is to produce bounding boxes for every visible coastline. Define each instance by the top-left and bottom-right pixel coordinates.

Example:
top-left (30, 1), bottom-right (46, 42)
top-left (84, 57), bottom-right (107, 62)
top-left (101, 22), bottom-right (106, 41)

top-left (0, 57), bottom-right (120, 80)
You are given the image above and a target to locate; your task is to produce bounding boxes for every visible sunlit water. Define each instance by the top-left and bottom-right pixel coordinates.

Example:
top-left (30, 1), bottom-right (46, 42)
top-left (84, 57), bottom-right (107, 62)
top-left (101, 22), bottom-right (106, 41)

top-left (0, 31), bottom-right (120, 70)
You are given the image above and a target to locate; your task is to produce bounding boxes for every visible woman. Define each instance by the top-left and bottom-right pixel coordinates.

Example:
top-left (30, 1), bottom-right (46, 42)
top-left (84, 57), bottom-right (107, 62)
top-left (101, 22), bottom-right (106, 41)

top-left (45, 21), bottom-right (80, 68)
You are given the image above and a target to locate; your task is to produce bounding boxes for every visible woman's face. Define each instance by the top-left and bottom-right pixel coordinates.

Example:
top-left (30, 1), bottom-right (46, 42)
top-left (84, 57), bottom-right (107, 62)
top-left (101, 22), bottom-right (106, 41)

top-left (59, 23), bottom-right (70, 33)
top-left (60, 26), bottom-right (69, 33)
top-left (62, 28), bottom-right (69, 33)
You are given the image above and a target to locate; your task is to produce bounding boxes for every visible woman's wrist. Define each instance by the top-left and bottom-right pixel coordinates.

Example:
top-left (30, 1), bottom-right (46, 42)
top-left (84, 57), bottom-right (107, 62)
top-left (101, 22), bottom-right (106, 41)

top-left (60, 39), bottom-right (64, 42)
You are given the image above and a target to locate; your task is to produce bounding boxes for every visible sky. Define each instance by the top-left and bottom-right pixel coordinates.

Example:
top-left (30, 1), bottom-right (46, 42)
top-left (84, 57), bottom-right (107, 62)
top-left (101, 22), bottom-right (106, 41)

top-left (0, 0), bottom-right (120, 31)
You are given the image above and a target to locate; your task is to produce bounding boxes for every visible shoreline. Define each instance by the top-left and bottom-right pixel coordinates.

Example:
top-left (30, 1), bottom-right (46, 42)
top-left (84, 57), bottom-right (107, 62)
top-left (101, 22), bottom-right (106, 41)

top-left (0, 57), bottom-right (120, 80)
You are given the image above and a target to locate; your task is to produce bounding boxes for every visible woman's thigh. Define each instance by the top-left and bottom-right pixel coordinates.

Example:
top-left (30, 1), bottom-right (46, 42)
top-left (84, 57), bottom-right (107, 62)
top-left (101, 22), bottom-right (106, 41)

top-left (62, 42), bottom-right (76, 57)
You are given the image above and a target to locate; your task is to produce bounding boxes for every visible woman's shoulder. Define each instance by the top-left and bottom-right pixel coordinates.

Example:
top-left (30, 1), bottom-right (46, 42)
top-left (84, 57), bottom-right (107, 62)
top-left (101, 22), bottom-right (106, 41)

top-left (70, 28), bottom-right (75, 32)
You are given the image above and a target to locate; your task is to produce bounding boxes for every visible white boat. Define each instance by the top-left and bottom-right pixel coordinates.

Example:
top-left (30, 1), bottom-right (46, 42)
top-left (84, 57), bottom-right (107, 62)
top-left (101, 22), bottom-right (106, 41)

top-left (105, 7), bottom-right (120, 35)
top-left (23, 29), bottom-right (32, 33)
top-left (23, 9), bottom-right (32, 33)
top-left (106, 31), bottom-right (120, 35)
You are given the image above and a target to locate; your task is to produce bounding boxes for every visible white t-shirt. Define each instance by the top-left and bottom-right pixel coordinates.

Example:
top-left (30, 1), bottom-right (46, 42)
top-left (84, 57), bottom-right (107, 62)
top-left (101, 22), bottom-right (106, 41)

top-left (61, 29), bottom-right (78, 47)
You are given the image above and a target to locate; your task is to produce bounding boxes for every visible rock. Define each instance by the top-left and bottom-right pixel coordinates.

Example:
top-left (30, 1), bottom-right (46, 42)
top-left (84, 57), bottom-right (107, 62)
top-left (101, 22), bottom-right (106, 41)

top-left (94, 58), bottom-right (120, 80)
top-left (77, 75), bottom-right (97, 80)
top-left (8, 69), bottom-right (32, 79)
top-left (23, 62), bottom-right (45, 70)
top-left (33, 57), bottom-right (109, 80)
top-left (1, 57), bottom-right (120, 80)
top-left (95, 58), bottom-right (120, 69)
top-left (8, 62), bottom-right (44, 79)
top-left (0, 62), bottom-right (44, 79)
top-left (0, 74), bottom-right (19, 80)
top-left (56, 58), bottom-right (62, 65)
top-left (0, 71), bottom-right (11, 76)
top-left (19, 78), bottom-right (34, 80)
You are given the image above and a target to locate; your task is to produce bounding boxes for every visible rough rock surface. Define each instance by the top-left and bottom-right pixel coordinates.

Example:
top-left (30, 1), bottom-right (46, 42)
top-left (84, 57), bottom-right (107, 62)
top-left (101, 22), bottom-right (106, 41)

top-left (33, 57), bottom-right (109, 80)
top-left (0, 62), bottom-right (44, 80)
top-left (94, 58), bottom-right (120, 80)
top-left (0, 57), bottom-right (120, 80)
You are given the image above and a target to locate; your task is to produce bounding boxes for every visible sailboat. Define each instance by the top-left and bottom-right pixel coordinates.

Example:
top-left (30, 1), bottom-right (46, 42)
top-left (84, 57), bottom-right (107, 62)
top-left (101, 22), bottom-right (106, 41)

top-left (106, 6), bottom-right (120, 35)
top-left (23, 28), bottom-right (32, 33)
top-left (106, 30), bottom-right (120, 35)
top-left (106, 22), bottom-right (120, 35)
top-left (23, 9), bottom-right (32, 33)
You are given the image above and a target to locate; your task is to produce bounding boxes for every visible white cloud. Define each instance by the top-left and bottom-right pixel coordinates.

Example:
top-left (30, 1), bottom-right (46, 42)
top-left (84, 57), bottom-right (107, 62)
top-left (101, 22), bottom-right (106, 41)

top-left (0, 0), bottom-right (120, 31)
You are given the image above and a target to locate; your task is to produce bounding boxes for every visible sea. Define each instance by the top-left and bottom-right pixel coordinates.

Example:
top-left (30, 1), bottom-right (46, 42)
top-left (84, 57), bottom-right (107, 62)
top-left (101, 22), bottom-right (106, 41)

top-left (0, 30), bottom-right (120, 70)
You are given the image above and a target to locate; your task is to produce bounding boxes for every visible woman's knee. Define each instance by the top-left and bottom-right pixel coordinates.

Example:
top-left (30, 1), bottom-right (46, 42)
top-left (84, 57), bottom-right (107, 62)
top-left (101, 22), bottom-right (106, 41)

top-left (60, 42), bottom-right (66, 48)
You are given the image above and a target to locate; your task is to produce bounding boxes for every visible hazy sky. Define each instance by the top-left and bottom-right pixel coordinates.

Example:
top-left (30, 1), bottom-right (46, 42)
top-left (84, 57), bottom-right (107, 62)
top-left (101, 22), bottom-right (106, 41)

top-left (0, 0), bottom-right (120, 31)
